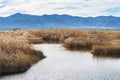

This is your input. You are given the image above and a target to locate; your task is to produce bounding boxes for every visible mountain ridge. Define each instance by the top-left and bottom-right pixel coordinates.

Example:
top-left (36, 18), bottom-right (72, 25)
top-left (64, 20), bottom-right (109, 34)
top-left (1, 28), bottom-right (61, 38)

top-left (0, 13), bottom-right (120, 30)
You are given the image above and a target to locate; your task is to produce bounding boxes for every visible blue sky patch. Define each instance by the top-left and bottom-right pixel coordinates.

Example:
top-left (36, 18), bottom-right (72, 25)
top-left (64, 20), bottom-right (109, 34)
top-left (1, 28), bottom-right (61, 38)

top-left (106, 7), bottom-right (120, 13)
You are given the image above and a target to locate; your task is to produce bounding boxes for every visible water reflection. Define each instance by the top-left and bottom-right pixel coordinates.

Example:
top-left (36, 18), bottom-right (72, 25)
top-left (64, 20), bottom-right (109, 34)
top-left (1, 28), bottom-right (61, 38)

top-left (93, 54), bottom-right (120, 60)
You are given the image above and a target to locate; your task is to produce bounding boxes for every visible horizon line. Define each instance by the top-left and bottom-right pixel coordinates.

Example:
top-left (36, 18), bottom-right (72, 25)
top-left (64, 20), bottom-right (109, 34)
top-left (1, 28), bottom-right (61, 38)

top-left (0, 13), bottom-right (120, 18)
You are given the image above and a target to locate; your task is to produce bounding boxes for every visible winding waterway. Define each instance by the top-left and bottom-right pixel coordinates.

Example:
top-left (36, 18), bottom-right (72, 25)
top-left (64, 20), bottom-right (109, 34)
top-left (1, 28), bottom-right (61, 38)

top-left (1, 44), bottom-right (120, 80)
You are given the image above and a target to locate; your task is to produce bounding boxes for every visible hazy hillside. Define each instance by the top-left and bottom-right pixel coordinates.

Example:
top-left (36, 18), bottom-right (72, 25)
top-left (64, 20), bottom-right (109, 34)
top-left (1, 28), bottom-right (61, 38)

top-left (0, 13), bottom-right (120, 30)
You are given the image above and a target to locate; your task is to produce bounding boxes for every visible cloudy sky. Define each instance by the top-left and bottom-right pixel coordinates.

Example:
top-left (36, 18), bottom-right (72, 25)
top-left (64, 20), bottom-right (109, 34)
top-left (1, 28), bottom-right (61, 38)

top-left (0, 0), bottom-right (120, 17)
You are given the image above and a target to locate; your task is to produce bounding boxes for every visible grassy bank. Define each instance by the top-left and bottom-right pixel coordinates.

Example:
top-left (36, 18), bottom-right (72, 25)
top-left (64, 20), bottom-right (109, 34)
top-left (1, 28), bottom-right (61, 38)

top-left (92, 40), bottom-right (120, 55)
top-left (0, 32), bottom-right (45, 75)
top-left (64, 37), bottom-right (93, 50)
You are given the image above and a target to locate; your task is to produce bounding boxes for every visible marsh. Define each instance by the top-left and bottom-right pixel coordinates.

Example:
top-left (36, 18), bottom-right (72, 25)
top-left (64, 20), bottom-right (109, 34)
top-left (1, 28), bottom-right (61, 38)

top-left (1, 44), bottom-right (120, 80)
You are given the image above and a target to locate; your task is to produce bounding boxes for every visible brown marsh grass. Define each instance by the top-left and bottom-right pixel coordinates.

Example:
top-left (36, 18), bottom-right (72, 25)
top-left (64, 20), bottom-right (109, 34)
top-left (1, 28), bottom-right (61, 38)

top-left (64, 37), bottom-right (93, 50)
top-left (28, 29), bottom-right (120, 55)
top-left (92, 40), bottom-right (120, 55)
top-left (0, 34), bottom-right (45, 75)
top-left (23, 29), bottom-right (120, 55)
top-left (0, 29), bottom-right (120, 75)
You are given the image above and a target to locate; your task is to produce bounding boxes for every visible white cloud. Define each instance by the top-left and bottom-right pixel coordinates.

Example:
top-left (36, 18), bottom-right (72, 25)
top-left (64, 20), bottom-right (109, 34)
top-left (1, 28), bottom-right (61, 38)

top-left (0, 0), bottom-right (120, 17)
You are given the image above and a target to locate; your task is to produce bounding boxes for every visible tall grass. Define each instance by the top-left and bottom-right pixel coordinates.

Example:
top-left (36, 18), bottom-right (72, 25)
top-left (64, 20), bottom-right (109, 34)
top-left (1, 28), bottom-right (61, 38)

top-left (22, 29), bottom-right (120, 55)
top-left (0, 29), bottom-right (120, 75)
top-left (64, 37), bottom-right (93, 50)
top-left (0, 34), bottom-right (45, 75)
top-left (92, 40), bottom-right (120, 55)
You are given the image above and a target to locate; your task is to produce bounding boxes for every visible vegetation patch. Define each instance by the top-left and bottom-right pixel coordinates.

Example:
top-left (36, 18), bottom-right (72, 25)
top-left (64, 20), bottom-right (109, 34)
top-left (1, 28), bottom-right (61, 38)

top-left (64, 37), bottom-right (93, 50)
top-left (0, 35), bottom-right (45, 75)
top-left (25, 29), bottom-right (120, 55)
top-left (0, 29), bottom-right (120, 75)
top-left (92, 41), bottom-right (120, 55)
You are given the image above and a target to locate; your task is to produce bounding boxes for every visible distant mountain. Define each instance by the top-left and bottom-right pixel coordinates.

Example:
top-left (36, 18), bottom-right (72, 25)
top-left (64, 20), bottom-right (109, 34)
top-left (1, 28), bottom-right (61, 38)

top-left (0, 13), bottom-right (120, 30)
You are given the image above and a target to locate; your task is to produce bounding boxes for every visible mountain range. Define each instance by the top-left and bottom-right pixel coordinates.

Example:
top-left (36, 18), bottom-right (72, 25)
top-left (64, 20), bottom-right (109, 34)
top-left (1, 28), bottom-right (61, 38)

top-left (0, 13), bottom-right (120, 30)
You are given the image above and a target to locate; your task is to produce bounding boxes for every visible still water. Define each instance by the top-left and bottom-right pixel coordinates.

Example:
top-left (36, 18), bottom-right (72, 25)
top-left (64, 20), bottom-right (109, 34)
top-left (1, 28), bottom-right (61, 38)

top-left (1, 44), bottom-right (120, 80)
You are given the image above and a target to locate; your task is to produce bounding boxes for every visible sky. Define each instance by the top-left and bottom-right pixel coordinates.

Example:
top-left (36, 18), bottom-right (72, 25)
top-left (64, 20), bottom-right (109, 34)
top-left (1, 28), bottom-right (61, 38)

top-left (0, 0), bottom-right (120, 17)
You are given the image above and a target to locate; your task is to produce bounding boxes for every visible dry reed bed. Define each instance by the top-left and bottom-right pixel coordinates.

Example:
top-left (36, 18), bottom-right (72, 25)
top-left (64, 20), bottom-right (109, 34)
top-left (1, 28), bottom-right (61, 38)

top-left (25, 29), bottom-right (85, 43)
top-left (92, 44), bottom-right (120, 55)
top-left (22, 29), bottom-right (120, 55)
top-left (25, 29), bottom-right (120, 55)
top-left (0, 34), bottom-right (45, 75)
top-left (23, 29), bottom-right (120, 55)
top-left (92, 40), bottom-right (120, 55)
top-left (0, 29), bottom-right (120, 76)
top-left (64, 37), bottom-right (93, 50)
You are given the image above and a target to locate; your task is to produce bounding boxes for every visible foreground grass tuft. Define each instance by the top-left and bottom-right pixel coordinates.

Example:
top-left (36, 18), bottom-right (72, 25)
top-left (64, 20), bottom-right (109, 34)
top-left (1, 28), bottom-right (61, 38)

top-left (0, 35), bottom-right (45, 75)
